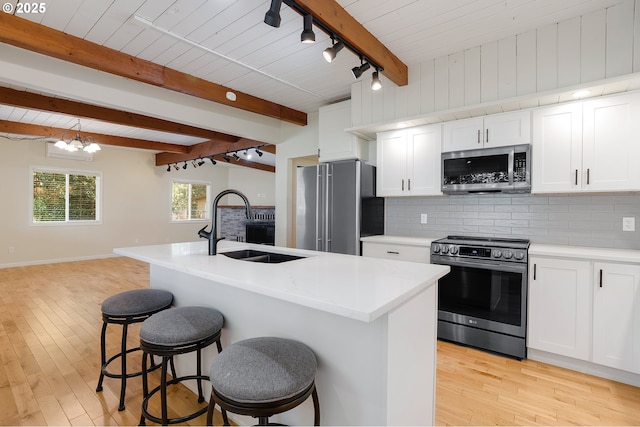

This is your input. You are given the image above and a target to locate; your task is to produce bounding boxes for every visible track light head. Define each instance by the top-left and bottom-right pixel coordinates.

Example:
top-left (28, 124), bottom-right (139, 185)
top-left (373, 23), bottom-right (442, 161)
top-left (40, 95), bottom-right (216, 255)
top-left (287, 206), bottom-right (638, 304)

top-left (351, 61), bottom-right (371, 79)
top-left (232, 153), bottom-right (240, 161)
top-left (192, 160), bottom-right (198, 168)
top-left (223, 155), bottom-right (231, 163)
top-left (166, 164), bottom-right (171, 172)
top-left (173, 164), bottom-right (180, 171)
top-left (371, 70), bottom-right (382, 90)
top-left (323, 40), bottom-right (344, 63)
top-left (183, 162), bottom-right (188, 170)
top-left (301, 14), bottom-right (315, 43)
top-left (255, 148), bottom-right (263, 157)
top-left (264, 0), bottom-right (282, 27)
top-left (198, 159), bottom-right (205, 166)
top-left (210, 158), bottom-right (217, 165)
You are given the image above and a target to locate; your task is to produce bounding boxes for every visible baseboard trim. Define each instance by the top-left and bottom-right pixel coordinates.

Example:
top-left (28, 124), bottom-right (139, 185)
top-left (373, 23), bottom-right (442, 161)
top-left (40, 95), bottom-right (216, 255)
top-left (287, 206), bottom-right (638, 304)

top-left (0, 253), bottom-right (119, 269)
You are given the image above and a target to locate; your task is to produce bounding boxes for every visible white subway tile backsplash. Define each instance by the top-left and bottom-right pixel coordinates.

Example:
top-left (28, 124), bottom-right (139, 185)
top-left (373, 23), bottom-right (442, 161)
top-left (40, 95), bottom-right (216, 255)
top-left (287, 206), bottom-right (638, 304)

top-left (385, 193), bottom-right (640, 249)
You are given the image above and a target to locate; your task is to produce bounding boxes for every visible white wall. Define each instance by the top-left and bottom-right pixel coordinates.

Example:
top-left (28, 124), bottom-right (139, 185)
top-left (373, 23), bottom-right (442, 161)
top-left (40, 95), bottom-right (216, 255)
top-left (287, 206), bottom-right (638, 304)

top-left (0, 137), bottom-right (275, 267)
top-left (351, 0), bottom-right (640, 127)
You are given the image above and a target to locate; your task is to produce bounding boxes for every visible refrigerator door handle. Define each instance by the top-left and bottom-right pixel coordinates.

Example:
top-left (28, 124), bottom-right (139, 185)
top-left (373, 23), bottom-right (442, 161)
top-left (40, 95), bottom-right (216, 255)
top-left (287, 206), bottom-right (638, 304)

top-left (315, 167), bottom-right (322, 251)
top-left (325, 164), bottom-right (333, 252)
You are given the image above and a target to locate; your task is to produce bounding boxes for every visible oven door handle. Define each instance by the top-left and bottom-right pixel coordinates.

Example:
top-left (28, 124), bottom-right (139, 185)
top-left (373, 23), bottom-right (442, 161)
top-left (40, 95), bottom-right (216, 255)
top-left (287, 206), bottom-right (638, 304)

top-left (431, 257), bottom-right (527, 274)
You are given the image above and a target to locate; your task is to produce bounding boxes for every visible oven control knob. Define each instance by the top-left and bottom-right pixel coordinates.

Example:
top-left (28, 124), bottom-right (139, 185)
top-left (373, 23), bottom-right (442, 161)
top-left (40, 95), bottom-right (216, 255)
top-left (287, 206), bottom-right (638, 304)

top-left (514, 251), bottom-right (525, 260)
top-left (503, 250), bottom-right (513, 259)
top-left (492, 250), bottom-right (502, 258)
top-left (441, 245), bottom-right (449, 254)
top-left (449, 246), bottom-right (459, 255)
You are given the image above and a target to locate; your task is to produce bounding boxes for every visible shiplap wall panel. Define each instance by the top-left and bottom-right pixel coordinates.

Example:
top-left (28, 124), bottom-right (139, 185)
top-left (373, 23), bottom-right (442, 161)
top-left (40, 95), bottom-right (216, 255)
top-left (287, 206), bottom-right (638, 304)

top-left (537, 24), bottom-right (558, 91)
top-left (557, 17), bottom-right (581, 88)
top-left (385, 83), bottom-right (397, 120)
top-left (498, 36), bottom-right (517, 99)
top-left (464, 47), bottom-right (481, 105)
top-left (360, 80), bottom-right (372, 126)
top-left (449, 52), bottom-right (465, 109)
top-left (481, 41), bottom-right (498, 103)
top-left (371, 86), bottom-right (384, 124)
top-left (434, 56), bottom-right (449, 111)
top-left (406, 66), bottom-right (422, 117)
top-left (351, 82), bottom-right (363, 127)
top-left (606, 0), bottom-right (634, 78)
top-left (420, 61), bottom-right (435, 114)
top-left (516, 30), bottom-right (537, 95)
top-left (581, 9), bottom-right (607, 82)
top-left (352, 0), bottom-right (640, 127)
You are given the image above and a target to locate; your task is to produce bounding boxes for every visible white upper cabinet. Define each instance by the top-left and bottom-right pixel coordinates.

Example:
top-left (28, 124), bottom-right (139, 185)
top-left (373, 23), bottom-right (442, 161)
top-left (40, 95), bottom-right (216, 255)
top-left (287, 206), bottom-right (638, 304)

top-left (318, 100), bottom-right (368, 163)
top-left (376, 124), bottom-right (442, 197)
top-left (532, 92), bottom-right (640, 193)
top-left (442, 110), bottom-right (531, 152)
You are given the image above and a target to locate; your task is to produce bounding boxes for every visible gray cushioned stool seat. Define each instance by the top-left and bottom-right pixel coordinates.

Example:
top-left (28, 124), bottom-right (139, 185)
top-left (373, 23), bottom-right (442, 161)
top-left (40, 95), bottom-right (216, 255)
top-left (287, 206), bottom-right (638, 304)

top-left (140, 306), bottom-right (224, 347)
top-left (210, 337), bottom-right (317, 404)
top-left (101, 288), bottom-right (174, 317)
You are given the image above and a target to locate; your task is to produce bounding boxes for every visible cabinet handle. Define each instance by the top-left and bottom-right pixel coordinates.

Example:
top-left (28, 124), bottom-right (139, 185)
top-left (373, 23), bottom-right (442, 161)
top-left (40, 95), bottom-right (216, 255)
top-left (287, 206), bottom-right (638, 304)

top-left (533, 263), bottom-right (537, 280)
top-left (587, 168), bottom-right (590, 185)
top-left (408, 178), bottom-right (411, 191)
top-left (486, 129), bottom-right (489, 143)
top-left (599, 269), bottom-right (603, 287)
top-left (477, 129), bottom-right (481, 144)
top-left (575, 169), bottom-right (578, 185)
top-left (401, 179), bottom-right (405, 191)
top-left (386, 251), bottom-right (400, 255)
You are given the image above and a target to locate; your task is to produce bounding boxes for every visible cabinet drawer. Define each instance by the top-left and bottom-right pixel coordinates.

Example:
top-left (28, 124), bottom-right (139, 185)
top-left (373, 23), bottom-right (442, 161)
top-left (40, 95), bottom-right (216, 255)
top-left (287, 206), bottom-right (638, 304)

top-left (362, 242), bottom-right (430, 263)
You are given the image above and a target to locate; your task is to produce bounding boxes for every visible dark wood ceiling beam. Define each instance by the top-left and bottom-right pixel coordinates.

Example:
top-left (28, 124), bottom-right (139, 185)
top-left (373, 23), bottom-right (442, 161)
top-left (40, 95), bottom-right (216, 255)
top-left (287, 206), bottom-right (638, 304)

top-left (156, 138), bottom-right (276, 167)
top-left (209, 155), bottom-right (275, 173)
top-left (0, 86), bottom-right (238, 142)
top-left (0, 120), bottom-right (190, 153)
top-left (0, 13), bottom-right (307, 126)
top-left (292, 0), bottom-right (408, 87)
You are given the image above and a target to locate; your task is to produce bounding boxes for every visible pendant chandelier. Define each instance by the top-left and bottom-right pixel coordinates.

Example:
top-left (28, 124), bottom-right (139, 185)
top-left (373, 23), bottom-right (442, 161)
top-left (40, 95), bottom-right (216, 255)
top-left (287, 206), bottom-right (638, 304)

top-left (54, 119), bottom-right (101, 153)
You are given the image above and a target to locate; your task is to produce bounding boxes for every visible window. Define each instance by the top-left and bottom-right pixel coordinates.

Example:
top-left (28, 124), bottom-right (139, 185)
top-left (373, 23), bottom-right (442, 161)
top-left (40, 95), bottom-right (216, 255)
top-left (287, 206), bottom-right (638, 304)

top-left (171, 181), bottom-right (210, 221)
top-left (32, 168), bottom-right (101, 224)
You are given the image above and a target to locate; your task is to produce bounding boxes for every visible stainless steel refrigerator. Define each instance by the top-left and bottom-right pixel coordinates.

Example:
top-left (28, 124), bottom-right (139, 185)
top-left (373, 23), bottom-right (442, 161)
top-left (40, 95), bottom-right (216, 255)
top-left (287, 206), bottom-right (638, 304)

top-left (296, 159), bottom-right (384, 255)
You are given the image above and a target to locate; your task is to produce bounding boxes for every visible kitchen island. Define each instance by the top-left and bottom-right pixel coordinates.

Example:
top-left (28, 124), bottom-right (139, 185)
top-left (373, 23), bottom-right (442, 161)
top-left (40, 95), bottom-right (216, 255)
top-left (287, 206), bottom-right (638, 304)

top-left (114, 240), bottom-right (449, 426)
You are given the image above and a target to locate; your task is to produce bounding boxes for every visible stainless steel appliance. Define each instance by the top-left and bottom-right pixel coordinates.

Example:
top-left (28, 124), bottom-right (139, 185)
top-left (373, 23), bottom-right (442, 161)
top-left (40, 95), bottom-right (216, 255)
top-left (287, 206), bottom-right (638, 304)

top-left (441, 144), bottom-right (531, 194)
top-left (430, 236), bottom-right (530, 359)
top-left (296, 159), bottom-right (384, 255)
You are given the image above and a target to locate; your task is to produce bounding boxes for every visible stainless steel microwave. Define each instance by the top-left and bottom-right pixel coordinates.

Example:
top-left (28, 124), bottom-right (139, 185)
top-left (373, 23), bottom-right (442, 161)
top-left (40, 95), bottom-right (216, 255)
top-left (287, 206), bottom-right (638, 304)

top-left (441, 144), bottom-right (531, 194)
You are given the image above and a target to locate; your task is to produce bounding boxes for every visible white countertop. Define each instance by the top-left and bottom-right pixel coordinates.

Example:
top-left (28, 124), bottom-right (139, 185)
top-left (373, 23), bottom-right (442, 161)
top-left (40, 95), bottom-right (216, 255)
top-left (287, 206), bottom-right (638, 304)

top-left (114, 240), bottom-right (449, 323)
top-left (529, 243), bottom-right (640, 263)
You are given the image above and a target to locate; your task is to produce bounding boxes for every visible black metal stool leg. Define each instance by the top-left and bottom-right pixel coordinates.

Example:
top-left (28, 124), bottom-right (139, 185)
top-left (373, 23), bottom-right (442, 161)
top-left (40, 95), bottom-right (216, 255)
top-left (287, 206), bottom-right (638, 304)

top-left (196, 348), bottom-right (204, 403)
top-left (139, 352), bottom-right (149, 426)
top-left (161, 356), bottom-right (169, 425)
top-left (118, 322), bottom-right (129, 411)
top-left (312, 386), bottom-right (320, 426)
top-left (96, 321), bottom-right (108, 392)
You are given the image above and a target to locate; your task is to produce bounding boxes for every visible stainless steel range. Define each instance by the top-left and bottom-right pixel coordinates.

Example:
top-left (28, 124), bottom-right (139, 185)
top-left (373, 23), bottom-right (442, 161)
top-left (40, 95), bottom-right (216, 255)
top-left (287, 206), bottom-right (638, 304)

top-left (430, 235), bottom-right (530, 359)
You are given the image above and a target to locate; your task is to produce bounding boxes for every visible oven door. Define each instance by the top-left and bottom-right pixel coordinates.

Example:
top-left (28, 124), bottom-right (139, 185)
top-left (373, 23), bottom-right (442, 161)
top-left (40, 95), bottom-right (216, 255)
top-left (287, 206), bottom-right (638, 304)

top-left (434, 257), bottom-right (527, 338)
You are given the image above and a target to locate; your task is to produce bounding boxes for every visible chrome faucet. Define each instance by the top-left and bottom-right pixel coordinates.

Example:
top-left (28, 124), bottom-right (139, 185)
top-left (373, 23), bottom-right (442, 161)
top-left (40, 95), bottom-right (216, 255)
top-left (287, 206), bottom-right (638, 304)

top-left (198, 189), bottom-right (252, 255)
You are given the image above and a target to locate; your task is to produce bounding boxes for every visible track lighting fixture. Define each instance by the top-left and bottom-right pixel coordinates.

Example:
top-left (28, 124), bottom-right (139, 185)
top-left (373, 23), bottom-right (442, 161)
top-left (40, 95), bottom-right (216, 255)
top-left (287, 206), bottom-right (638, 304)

top-left (183, 162), bottom-right (188, 170)
top-left (192, 160), bottom-right (199, 168)
top-left (255, 148), bottom-right (263, 157)
top-left (301, 14), bottom-right (315, 43)
top-left (223, 155), bottom-right (231, 163)
top-left (351, 60), bottom-right (371, 79)
top-left (232, 153), bottom-right (241, 161)
top-left (371, 68), bottom-right (382, 91)
top-left (210, 158), bottom-right (217, 165)
top-left (167, 164), bottom-right (171, 172)
top-left (264, 0), bottom-right (282, 28)
top-left (198, 159), bottom-right (205, 166)
top-left (173, 164), bottom-right (180, 171)
top-left (323, 40), bottom-right (344, 63)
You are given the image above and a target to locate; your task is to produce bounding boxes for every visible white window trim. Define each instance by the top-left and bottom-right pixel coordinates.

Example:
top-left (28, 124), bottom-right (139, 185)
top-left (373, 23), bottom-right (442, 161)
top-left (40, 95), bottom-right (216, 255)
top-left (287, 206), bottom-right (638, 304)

top-left (30, 165), bottom-right (103, 226)
top-left (170, 179), bottom-right (211, 223)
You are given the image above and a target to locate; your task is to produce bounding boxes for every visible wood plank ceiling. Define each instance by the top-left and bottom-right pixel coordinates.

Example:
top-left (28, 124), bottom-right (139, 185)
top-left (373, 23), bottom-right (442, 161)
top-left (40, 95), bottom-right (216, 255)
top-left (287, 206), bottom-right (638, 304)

top-left (0, 0), bottom-right (628, 171)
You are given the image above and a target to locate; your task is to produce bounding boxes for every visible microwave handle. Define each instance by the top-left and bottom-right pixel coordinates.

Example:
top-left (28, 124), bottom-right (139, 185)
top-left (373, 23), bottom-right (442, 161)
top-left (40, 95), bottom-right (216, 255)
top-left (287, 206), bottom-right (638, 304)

top-left (477, 129), bottom-right (481, 145)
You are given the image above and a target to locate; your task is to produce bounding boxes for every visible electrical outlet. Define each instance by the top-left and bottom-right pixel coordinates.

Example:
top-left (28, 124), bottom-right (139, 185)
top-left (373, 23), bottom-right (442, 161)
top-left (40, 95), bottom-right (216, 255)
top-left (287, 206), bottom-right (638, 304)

top-left (623, 217), bottom-right (635, 231)
top-left (420, 213), bottom-right (428, 224)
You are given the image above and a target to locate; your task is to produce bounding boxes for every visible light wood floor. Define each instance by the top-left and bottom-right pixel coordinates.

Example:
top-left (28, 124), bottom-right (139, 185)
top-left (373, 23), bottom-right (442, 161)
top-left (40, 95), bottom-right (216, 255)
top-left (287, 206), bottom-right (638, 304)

top-left (1, 258), bottom-right (639, 426)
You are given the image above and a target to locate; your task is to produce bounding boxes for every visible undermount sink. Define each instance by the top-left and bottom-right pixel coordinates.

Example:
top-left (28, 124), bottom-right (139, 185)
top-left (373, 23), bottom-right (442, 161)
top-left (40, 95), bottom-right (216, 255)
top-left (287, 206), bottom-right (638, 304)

top-left (221, 249), bottom-right (305, 263)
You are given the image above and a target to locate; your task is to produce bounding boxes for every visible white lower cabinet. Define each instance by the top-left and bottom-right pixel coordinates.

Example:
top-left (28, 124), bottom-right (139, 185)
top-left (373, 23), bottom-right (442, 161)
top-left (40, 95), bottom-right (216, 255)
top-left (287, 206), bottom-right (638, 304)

top-left (362, 241), bottom-right (430, 263)
top-left (592, 262), bottom-right (640, 374)
top-left (528, 257), bottom-right (591, 360)
top-left (528, 256), bottom-right (640, 376)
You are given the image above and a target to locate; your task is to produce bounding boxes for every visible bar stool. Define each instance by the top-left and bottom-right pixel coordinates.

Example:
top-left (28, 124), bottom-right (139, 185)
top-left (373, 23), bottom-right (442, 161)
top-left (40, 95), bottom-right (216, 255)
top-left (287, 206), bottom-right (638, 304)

top-left (139, 306), bottom-right (224, 425)
top-left (96, 288), bottom-right (174, 411)
top-left (206, 337), bottom-right (320, 426)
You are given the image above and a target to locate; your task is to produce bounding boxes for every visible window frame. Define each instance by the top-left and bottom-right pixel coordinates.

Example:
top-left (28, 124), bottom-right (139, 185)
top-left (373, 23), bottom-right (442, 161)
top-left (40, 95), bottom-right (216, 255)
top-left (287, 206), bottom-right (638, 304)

top-left (170, 179), bottom-right (211, 223)
top-left (30, 166), bottom-right (102, 226)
